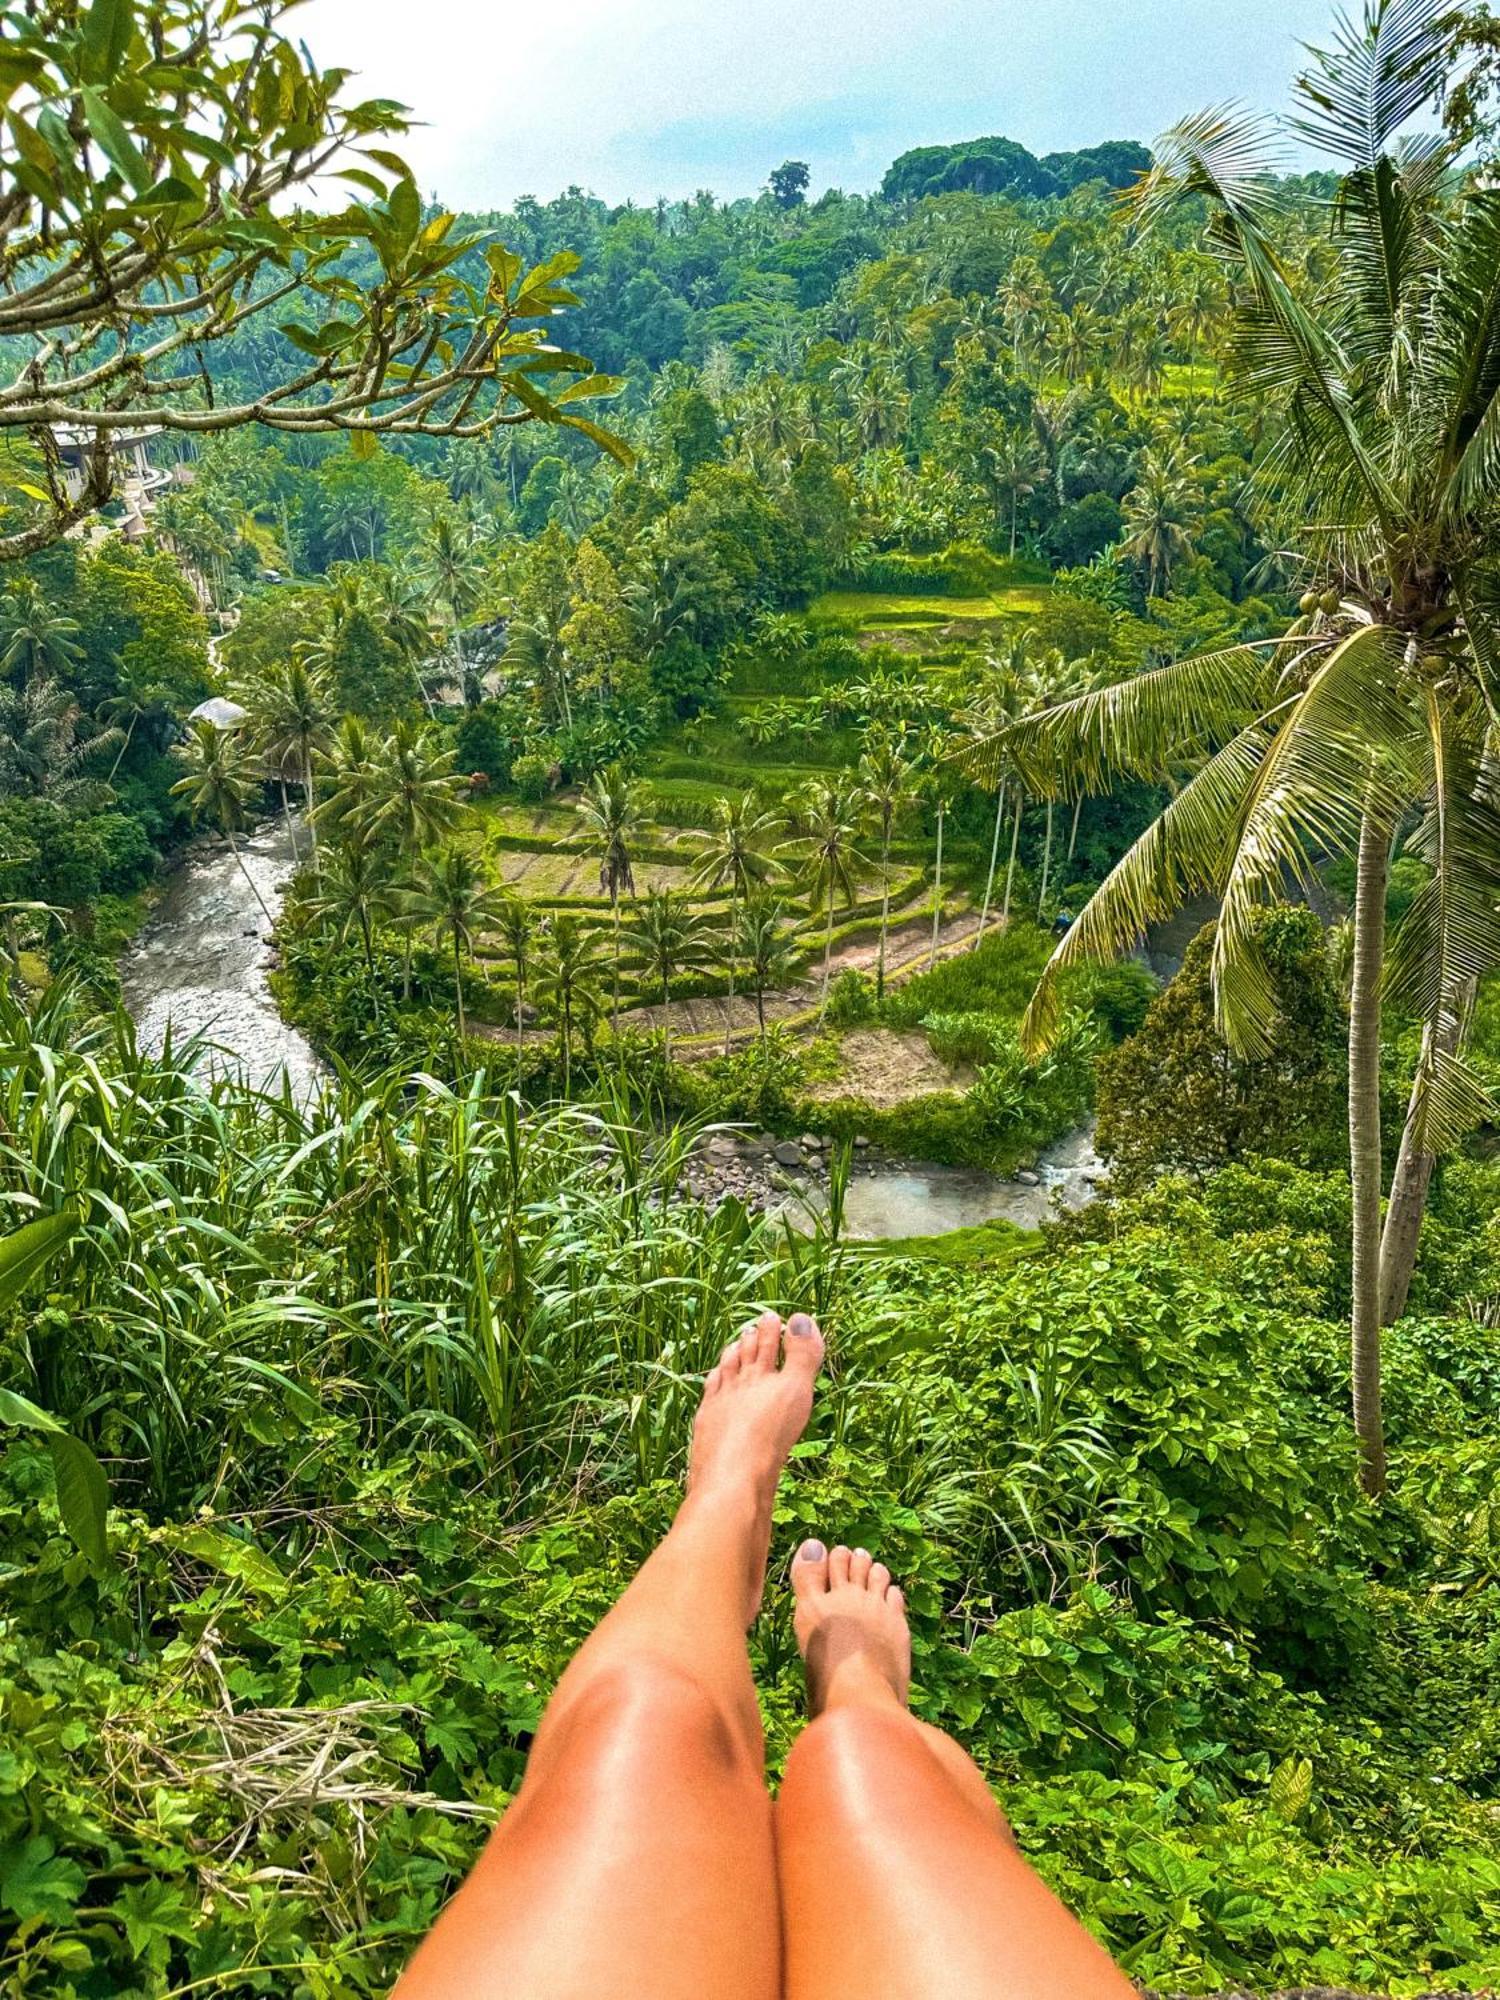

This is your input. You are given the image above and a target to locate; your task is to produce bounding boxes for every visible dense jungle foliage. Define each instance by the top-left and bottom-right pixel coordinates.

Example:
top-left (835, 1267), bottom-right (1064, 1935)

top-left (4, 0), bottom-right (1500, 1993)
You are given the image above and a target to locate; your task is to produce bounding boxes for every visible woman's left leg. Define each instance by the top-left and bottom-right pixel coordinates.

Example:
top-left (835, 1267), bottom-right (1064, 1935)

top-left (394, 1310), bottom-right (825, 2000)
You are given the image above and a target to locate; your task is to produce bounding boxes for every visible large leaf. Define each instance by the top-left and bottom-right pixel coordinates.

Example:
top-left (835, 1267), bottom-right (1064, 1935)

top-left (958, 641), bottom-right (1282, 795)
top-left (0, 1209), bottom-right (77, 1308)
top-left (48, 1433), bottom-right (109, 1571)
top-left (1214, 624), bottom-right (1416, 1056)
top-left (1291, 0), bottom-right (1450, 169)
top-left (1020, 717), bottom-right (1278, 1054)
top-left (0, 1387), bottom-right (110, 1572)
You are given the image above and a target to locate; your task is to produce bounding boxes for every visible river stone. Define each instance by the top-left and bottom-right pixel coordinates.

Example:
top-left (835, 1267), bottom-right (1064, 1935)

top-left (772, 1140), bottom-right (804, 1168)
top-left (853, 1135), bottom-right (869, 1150)
top-left (798, 1133), bottom-right (823, 1151)
top-left (1015, 1169), bottom-right (1041, 1187)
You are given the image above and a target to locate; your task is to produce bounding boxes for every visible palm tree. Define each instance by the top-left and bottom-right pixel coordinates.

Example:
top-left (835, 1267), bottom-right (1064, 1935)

top-left (790, 775), bottom-right (868, 1014)
top-left (403, 845), bottom-right (506, 1042)
top-left (982, 427), bottom-right (1042, 558)
top-left (575, 765), bottom-right (641, 1031)
top-left (169, 717), bottom-right (272, 925)
top-left (0, 579), bottom-right (82, 684)
top-left (1120, 449), bottom-right (1198, 596)
top-left (629, 889), bottom-right (710, 1058)
top-left (246, 654), bottom-right (335, 867)
top-left (306, 834), bottom-right (396, 1014)
top-left (535, 915), bottom-right (606, 1093)
top-left (367, 719), bottom-right (467, 857)
top-left (918, 727), bottom-right (958, 967)
top-left (857, 730), bottom-right (919, 998)
top-left (961, 660), bottom-right (1026, 948)
top-left (0, 679), bottom-right (120, 808)
top-left (419, 514), bottom-right (487, 705)
top-left (736, 898), bottom-right (798, 1039)
top-left (314, 715), bottom-right (382, 849)
top-left (690, 791), bottom-right (782, 1049)
top-left (963, 0), bottom-right (1500, 1495)
top-left (496, 895), bottom-right (537, 1045)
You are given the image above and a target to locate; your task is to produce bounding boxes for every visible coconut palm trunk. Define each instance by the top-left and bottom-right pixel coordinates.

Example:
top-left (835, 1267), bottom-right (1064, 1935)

top-left (228, 828), bottom-right (274, 927)
top-left (821, 879), bottom-right (837, 1012)
top-left (1379, 985), bottom-right (1469, 1325)
top-left (975, 781), bottom-right (1007, 948)
top-left (877, 813), bottom-right (893, 999)
top-left (1037, 799), bottom-right (1055, 915)
top-left (301, 744), bottom-right (319, 865)
top-left (452, 931), bottom-right (467, 1041)
top-left (1349, 802), bottom-right (1390, 1498)
top-left (724, 891), bottom-right (737, 1057)
top-left (611, 894), bottom-right (621, 1033)
top-left (1066, 792), bottom-right (1084, 866)
top-left (929, 800), bottom-right (945, 967)
top-left (1002, 796), bottom-right (1023, 926)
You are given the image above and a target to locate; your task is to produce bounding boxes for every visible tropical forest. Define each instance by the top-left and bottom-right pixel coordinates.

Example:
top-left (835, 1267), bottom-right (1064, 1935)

top-left (1, 0), bottom-right (1500, 1992)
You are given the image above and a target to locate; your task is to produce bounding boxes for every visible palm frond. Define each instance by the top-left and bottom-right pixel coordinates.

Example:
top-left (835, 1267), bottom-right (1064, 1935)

top-left (1019, 720), bottom-right (1276, 1055)
top-left (1431, 188), bottom-right (1500, 503)
top-left (1290, 0), bottom-right (1450, 169)
top-left (955, 642), bottom-right (1286, 796)
top-left (1213, 623), bottom-right (1417, 1055)
top-left (1131, 104), bottom-right (1287, 233)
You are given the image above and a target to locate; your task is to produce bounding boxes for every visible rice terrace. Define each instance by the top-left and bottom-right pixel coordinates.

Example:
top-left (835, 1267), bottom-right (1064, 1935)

top-left (1, 1), bottom-right (1499, 1995)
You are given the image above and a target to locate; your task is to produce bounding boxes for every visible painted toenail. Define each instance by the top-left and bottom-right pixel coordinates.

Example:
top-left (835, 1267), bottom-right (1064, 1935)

top-left (799, 1539), bottom-right (826, 1562)
top-left (788, 1312), bottom-right (816, 1337)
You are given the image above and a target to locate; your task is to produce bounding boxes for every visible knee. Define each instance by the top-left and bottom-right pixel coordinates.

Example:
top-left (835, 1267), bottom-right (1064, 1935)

top-left (548, 1655), bottom-right (755, 1775)
top-left (783, 1702), bottom-right (905, 1801)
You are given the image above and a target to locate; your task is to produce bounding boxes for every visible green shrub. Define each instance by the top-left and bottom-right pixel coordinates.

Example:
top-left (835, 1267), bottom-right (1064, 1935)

top-left (511, 749), bottom-right (554, 802)
top-left (826, 967), bottom-right (876, 1026)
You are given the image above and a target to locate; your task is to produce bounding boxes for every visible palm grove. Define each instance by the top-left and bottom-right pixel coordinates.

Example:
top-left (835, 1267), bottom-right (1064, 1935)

top-left (3, 1), bottom-right (1500, 1991)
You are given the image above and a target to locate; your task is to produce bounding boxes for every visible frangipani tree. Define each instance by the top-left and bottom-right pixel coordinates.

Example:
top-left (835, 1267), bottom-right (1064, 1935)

top-left (0, 0), bottom-right (625, 558)
top-left (963, 0), bottom-right (1500, 1497)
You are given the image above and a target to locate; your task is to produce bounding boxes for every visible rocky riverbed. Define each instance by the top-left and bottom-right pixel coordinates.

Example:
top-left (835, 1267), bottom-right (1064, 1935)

top-left (677, 1122), bottom-right (1105, 1237)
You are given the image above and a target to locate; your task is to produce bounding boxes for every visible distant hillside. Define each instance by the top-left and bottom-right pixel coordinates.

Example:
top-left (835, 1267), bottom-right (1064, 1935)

top-left (881, 135), bottom-right (1152, 202)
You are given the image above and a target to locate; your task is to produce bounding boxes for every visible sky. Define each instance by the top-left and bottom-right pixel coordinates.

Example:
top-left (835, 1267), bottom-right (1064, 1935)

top-left (298, 0), bottom-right (1337, 212)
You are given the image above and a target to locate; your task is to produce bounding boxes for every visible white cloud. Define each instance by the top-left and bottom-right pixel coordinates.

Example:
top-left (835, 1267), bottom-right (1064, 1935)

top-left (299, 0), bottom-right (1335, 208)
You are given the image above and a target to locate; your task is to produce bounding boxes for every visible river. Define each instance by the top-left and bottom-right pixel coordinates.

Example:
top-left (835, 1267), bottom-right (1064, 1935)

top-left (119, 814), bottom-right (323, 1101)
top-left (120, 824), bottom-right (1102, 1237)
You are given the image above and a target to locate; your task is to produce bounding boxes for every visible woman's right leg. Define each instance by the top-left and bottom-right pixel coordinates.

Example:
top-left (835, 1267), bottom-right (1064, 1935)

top-left (776, 1541), bottom-right (1137, 2000)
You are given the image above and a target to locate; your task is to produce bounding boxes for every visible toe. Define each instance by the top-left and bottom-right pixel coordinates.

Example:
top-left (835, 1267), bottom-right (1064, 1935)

top-left (829, 1543), bottom-right (852, 1587)
top-left (792, 1538), bottom-right (829, 1597)
top-left (736, 1322), bottom-right (761, 1365)
top-left (887, 1585), bottom-right (906, 1619)
top-left (850, 1546), bottom-right (873, 1587)
top-left (749, 1311), bottom-right (782, 1370)
top-left (704, 1364), bottom-right (723, 1397)
top-left (719, 1338), bottom-right (742, 1376)
top-left (780, 1311), bottom-right (826, 1381)
top-left (869, 1561), bottom-right (891, 1597)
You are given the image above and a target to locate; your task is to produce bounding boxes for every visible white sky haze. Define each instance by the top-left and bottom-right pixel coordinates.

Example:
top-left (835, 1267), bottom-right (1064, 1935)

top-left (299, 0), bottom-right (1336, 210)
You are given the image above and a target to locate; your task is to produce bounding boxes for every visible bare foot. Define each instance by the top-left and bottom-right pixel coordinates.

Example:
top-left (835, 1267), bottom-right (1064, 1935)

top-left (688, 1310), bottom-right (825, 1621)
top-left (792, 1539), bottom-right (911, 1714)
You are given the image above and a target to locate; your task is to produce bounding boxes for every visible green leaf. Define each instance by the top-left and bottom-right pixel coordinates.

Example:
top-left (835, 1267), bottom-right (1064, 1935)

top-left (0, 1210), bottom-right (76, 1307)
top-left (81, 0), bottom-right (134, 84)
top-left (0, 1837), bottom-right (86, 1924)
top-left (81, 86), bottom-right (151, 194)
top-left (348, 427), bottom-right (380, 461)
top-left (48, 1434), bottom-right (109, 1572)
top-left (1268, 1754), bottom-right (1313, 1821)
top-left (0, 1386), bottom-right (64, 1434)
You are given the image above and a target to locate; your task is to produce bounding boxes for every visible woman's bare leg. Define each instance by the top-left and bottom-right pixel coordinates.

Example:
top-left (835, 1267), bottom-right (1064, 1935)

top-left (777, 1540), bottom-right (1137, 2000)
top-left (395, 1311), bottom-right (825, 2000)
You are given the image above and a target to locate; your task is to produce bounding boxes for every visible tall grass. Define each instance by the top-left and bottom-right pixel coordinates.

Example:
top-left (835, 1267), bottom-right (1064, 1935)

top-left (0, 982), bottom-right (800, 1517)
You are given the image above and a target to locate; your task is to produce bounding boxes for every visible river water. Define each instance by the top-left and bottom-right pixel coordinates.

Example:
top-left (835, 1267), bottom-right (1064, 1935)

top-left (119, 815), bottom-right (323, 1101)
top-left (832, 1123), bottom-right (1102, 1239)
